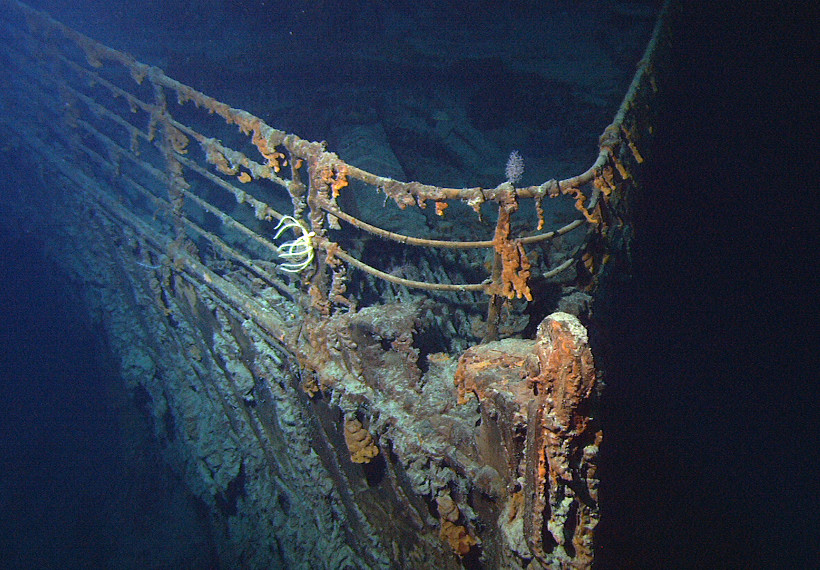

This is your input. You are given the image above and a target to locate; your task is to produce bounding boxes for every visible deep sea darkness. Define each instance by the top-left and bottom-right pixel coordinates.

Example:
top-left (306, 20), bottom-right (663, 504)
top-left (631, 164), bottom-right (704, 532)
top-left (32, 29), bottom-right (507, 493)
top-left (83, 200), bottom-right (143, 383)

top-left (595, 3), bottom-right (815, 568)
top-left (1, 2), bottom-right (815, 569)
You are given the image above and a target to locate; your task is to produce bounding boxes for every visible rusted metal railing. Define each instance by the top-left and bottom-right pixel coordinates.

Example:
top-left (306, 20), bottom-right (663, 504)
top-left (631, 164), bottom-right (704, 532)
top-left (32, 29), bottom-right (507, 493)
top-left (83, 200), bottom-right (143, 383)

top-left (0, 0), bottom-right (664, 328)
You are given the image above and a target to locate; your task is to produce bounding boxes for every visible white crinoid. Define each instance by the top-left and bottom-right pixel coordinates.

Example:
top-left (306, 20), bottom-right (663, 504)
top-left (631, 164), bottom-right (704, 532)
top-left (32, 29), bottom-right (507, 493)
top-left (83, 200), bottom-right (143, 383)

top-left (273, 215), bottom-right (315, 273)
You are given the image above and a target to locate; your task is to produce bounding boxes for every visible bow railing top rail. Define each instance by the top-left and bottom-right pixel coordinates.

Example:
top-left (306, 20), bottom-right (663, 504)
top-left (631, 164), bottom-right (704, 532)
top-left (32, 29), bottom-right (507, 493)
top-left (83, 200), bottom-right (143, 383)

top-left (0, 0), bottom-right (667, 321)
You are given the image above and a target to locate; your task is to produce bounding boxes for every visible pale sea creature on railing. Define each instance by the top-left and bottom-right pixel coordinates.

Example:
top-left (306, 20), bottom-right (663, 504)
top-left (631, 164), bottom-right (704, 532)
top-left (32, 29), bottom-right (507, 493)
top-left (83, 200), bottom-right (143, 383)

top-left (273, 216), bottom-right (315, 273)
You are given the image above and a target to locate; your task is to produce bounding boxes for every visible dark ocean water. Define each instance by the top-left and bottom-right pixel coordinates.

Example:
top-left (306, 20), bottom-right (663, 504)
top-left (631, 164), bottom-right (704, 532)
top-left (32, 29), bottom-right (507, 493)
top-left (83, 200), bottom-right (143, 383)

top-left (595, 3), bottom-right (816, 567)
top-left (0, 232), bottom-right (216, 567)
top-left (0, 230), bottom-right (118, 568)
top-left (1, 1), bottom-right (815, 568)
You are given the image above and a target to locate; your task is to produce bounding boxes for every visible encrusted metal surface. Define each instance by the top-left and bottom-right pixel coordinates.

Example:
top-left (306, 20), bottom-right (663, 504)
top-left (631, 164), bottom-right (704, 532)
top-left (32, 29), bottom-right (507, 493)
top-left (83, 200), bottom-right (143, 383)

top-left (0, 1), bottom-right (672, 566)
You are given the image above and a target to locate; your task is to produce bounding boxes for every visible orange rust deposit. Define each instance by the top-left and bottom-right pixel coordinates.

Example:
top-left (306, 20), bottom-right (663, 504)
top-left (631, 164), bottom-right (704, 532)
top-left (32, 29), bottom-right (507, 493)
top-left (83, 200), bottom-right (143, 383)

top-left (344, 418), bottom-right (379, 464)
top-left (571, 188), bottom-right (600, 223)
top-left (319, 163), bottom-right (350, 197)
top-left (491, 208), bottom-right (533, 301)
top-left (437, 494), bottom-right (478, 556)
top-left (440, 520), bottom-right (478, 556)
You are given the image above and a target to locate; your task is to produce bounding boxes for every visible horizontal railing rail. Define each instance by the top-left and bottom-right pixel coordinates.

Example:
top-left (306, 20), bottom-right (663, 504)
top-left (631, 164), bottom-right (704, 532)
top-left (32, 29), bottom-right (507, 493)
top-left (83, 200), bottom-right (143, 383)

top-left (1, 0), bottom-right (664, 335)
